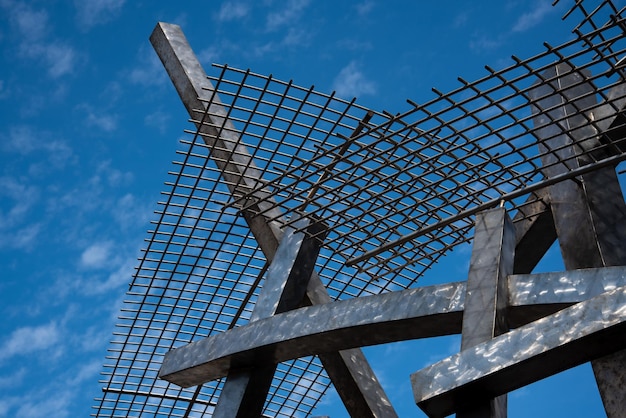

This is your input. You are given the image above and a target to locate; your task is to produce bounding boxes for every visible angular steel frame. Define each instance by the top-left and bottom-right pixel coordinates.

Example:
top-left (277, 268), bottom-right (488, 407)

top-left (95, 2), bottom-right (626, 417)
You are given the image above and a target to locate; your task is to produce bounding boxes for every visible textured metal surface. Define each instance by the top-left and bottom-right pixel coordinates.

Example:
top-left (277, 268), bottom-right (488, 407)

top-left (95, 2), bottom-right (626, 417)
top-left (212, 217), bottom-right (323, 418)
top-left (160, 282), bottom-right (465, 385)
top-left (161, 265), bottom-right (626, 389)
top-left (459, 208), bottom-right (514, 418)
top-left (511, 190), bottom-right (556, 274)
top-left (530, 61), bottom-right (626, 418)
top-left (412, 285), bottom-right (626, 418)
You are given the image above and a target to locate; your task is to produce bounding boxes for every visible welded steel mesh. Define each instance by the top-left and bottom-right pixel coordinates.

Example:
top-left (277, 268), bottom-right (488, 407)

top-left (95, 1), bottom-right (626, 417)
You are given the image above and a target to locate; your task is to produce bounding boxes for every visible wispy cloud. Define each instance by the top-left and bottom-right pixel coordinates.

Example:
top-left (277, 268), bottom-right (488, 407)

top-left (266, 0), bottom-right (310, 31)
top-left (512, 1), bottom-right (555, 33)
top-left (144, 109), bottom-right (171, 134)
top-left (0, 176), bottom-right (39, 231)
top-left (332, 61), bottom-right (377, 99)
top-left (80, 241), bottom-right (113, 269)
top-left (77, 104), bottom-right (119, 132)
top-left (74, 0), bottom-right (125, 29)
top-left (469, 34), bottom-right (504, 53)
top-left (0, 322), bottom-right (60, 361)
top-left (2, 1), bottom-right (78, 78)
top-left (128, 46), bottom-right (167, 87)
top-left (20, 41), bottom-right (77, 78)
top-left (3, 125), bottom-right (74, 169)
top-left (356, 0), bottom-right (375, 16)
top-left (217, 1), bottom-right (250, 22)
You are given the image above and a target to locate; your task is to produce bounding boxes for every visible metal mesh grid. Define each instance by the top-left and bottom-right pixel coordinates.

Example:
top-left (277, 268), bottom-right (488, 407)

top-left (203, 12), bottom-right (626, 283)
top-left (95, 1), bottom-right (626, 417)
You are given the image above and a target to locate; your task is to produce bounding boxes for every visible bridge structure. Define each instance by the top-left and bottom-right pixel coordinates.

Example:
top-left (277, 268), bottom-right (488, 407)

top-left (95, 1), bottom-right (626, 417)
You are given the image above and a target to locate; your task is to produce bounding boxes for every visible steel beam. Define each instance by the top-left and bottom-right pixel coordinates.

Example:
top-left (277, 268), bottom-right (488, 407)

top-left (150, 22), bottom-right (397, 417)
top-left (457, 208), bottom-right (514, 418)
top-left (160, 267), bottom-right (626, 387)
top-left (511, 189), bottom-right (556, 274)
top-left (530, 63), bottom-right (626, 417)
top-left (412, 285), bottom-right (626, 418)
top-left (160, 281), bottom-right (465, 386)
top-left (212, 217), bottom-right (324, 418)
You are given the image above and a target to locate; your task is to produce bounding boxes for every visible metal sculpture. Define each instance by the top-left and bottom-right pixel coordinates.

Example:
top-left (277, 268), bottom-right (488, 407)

top-left (95, 1), bottom-right (626, 417)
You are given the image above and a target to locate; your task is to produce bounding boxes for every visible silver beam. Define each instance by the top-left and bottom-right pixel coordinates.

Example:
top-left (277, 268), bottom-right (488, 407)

top-left (412, 285), bottom-right (626, 418)
top-left (150, 22), bottom-right (397, 417)
top-left (459, 208), bottom-right (514, 418)
top-left (160, 267), bottom-right (626, 387)
top-left (212, 217), bottom-right (324, 418)
top-left (512, 189), bottom-right (556, 274)
top-left (160, 282), bottom-right (465, 385)
top-left (530, 63), bottom-right (626, 417)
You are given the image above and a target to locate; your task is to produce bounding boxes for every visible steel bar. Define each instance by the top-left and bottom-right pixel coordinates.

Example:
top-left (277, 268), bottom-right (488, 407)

top-left (150, 22), bottom-right (397, 417)
top-left (458, 208), bottom-right (514, 418)
top-left (211, 217), bottom-right (323, 418)
top-left (159, 266), bottom-right (626, 387)
top-left (412, 285), bottom-right (626, 418)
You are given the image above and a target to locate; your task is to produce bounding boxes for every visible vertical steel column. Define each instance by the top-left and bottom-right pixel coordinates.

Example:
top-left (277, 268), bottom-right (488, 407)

top-left (458, 207), bottom-right (514, 418)
top-left (530, 63), bottom-right (626, 417)
top-left (150, 22), bottom-right (397, 417)
top-left (213, 217), bottom-right (325, 418)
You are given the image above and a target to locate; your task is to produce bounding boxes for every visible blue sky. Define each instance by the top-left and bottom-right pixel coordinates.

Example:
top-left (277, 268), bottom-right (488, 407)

top-left (0, 0), bottom-right (616, 417)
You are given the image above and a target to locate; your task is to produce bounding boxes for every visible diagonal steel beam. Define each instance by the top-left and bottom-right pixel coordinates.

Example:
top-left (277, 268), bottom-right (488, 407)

top-left (150, 22), bottom-right (397, 418)
top-left (212, 217), bottom-right (325, 418)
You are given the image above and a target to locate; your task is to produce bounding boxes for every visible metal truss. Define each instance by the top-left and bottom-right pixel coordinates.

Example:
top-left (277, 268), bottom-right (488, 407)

top-left (94, 1), bottom-right (626, 417)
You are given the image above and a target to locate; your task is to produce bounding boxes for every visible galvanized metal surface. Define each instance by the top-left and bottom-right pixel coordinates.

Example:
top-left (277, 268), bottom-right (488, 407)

top-left (160, 266), bottom-right (626, 388)
top-left (412, 285), bottom-right (626, 418)
top-left (459, 208), bottom-right (514, 418)
top-left (212, 217), bottom-right (323, 418)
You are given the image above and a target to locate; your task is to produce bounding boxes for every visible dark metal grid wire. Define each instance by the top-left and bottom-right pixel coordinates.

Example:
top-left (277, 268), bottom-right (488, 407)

top-left (95, 2), bottom-right (626, 417)
top-left (212, 4), bottom-right (626, 281)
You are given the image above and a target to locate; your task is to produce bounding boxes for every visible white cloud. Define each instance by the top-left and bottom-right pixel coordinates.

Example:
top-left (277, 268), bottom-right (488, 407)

top-left (332, 61), bottom-right (377, 99)
top-left (74, 0), bottom-right (125, 29)
top-left (10, 2), bottom-right (49, 41)
top-left (197, 46), bottom-right (220, 66)
top-left (15, 391), bottom-right (71, 418)
top-left (80, 241), bottom-right (112, 268)
top-left (19, 42), bottom-right (77, 78)
top-left (87, 109), bottom-right (118, 132)
top-left (0, 368), bottom-right (26, 389)
top-left (469, 34), bottom-right (503, 53)
top-left (0, 322), bottom-right (60, 361)
top-left (356, 0), bottom-right (374, 16)
top-left (3, 2), bottom-right (77, 78)
top-left (12, 223), bottom-right (42, 249)
top-left (144, 109), bottom-right (171, 133)
top-left (128, 47), bottom-right (167, 87)
top-left (0, 176), bottom-right (39, 231)
top-left (217, 1), bottom-right (250, 22)
top-left (3, 125), bottom-right (74, 168)
top-left (266, 0), bottom-right (310, 30)
top-left (512, 2), bottom-right (555, 33)
top-left (42, 43), bottom-right (76, 78)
